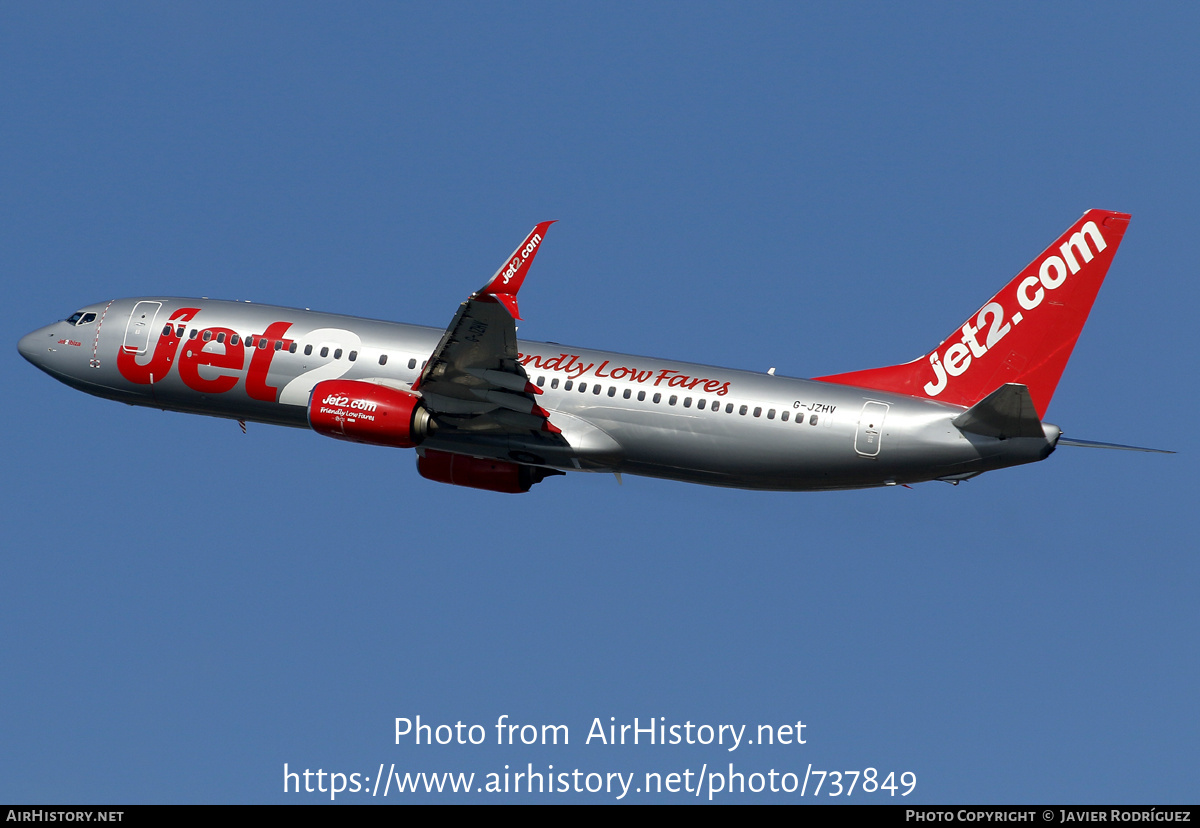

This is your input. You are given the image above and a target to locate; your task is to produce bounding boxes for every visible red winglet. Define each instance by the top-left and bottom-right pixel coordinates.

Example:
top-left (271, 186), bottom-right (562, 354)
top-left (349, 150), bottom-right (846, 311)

top-left (488, 292), bottom-right (521, 319)
top-left (475, 221), bottom-right (556, 320)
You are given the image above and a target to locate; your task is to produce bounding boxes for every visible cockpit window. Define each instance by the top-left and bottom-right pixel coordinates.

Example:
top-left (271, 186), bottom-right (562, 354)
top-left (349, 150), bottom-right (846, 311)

top-left (66, 311), bottom-right (96, 326)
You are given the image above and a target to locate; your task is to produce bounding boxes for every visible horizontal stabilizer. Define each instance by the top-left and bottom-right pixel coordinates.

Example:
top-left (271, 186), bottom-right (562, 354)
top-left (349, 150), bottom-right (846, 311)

top-left (1056, 437), bottom-right (1175, 454)
top-left (952, 383), bottom-right (1044, 439)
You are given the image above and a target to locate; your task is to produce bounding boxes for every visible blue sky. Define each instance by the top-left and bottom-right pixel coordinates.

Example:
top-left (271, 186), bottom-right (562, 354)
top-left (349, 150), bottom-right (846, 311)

top-left (2, 3), bottom-right (1196, 804)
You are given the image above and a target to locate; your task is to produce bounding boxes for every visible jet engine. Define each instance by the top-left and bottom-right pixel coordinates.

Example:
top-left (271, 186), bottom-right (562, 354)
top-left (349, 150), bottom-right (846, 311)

top-left (308, 379), bottom-right (431, 448)
top-left (417, 449), bottom-right (560, 493)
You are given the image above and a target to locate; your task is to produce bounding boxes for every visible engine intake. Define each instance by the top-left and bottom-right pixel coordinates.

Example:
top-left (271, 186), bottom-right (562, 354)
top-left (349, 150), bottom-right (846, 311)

top-left (309, 379), bottom-right (430, 448)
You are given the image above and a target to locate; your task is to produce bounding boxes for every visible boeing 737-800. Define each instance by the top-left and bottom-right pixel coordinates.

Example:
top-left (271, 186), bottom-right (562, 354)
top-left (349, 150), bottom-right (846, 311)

top-left (18, 210), bottom-right (1164, 493)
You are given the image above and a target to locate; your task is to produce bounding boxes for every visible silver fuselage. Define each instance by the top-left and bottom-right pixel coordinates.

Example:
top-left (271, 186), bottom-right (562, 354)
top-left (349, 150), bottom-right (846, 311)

top-left (19, 297), bottom-right (1057, 491)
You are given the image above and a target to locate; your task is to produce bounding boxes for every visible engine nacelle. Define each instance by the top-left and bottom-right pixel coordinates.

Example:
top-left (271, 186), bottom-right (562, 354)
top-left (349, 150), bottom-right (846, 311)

top-left (309, 379), bottom-right (430, 448)
top-left (417, 449), bottom-right (559, 493)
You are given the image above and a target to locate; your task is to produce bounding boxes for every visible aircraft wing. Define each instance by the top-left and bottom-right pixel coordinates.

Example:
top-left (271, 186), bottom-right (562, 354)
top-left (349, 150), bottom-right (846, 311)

top-left (413, 222), bottom-right (561, 435)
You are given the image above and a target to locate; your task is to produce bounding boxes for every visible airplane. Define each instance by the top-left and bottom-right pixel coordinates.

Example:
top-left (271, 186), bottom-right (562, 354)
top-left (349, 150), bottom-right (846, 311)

top-left (18, 209), bottom-right (1168, 494)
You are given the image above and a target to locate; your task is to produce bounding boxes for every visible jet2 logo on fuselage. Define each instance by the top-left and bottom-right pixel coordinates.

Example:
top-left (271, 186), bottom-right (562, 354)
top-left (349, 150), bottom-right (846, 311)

top-left (116, 308), bottom-right (297, 402)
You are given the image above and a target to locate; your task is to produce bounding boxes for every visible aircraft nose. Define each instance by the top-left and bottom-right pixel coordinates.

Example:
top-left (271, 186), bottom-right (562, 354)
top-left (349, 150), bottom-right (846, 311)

top-left (18, 325), bottom-right (57, 367)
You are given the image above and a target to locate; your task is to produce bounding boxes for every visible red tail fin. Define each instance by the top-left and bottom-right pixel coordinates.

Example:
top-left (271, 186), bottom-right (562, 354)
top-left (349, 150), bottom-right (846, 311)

top-left (816, 210), bottom-right (1131, 418)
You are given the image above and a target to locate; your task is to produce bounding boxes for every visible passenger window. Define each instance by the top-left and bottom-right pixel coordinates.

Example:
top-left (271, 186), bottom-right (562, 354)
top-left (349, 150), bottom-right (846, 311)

top-left (669, 395), bottom-right (677, 406)
top-left (189, 329), bottom-right (198, 340)
top-left (202, 330), bottom-right (213, 342)
top-left (579, 383), bottom-right (587, 393)
top-left (275, 340), bottom-right (283, 351)
top-left (378, 354), bottom-right (387, 365)
top-left (564, 380), bottom-right (573, 391)
top-left (753, 407), bottom-right (762, 417)
top-left (244, 335), bottom-right (253, 346)
top-left (623, 389), bottom-right (631, 399)
top-left (163, 324), bottom-right (173, 336)
top-left (349, 350), bottom-right (357, 361)
top-left (230, 334), bottom-right (240, 346)
top-left (767, 409), bottom-right (775, 419)
top-left (593, 385), bottom-right (601, 395)
top-left (408, 358), bottom-right (416, 370)
top-left (258, 339), bottom-right (268, 350)
top-left (176, 326), bottom-right (186, 337)
top-left (810, 414), bottom-right (818, 426)
top-left (304, 344), bottom-right (313, 356)
top-left (781, 411), bottom-right (789, 422)
top-left (217, 332), bottom-right (226, 343)
top-left (739, 405), bottom-right (748, 415)
top-left (653, 393), bottom-right (661, 404)
top-left (697, 399), bottom-right (706, 410)
top-left (537, 376), bottom-right (545, 387)
top-left (637, 391), bottom-right (646, 401)
top-left (320, 346), bottom-right (329, 358)
top-left (683, 397), bottom-right (692, 408)
top-left (551, 378), bottom-right (560, 389)
top-left (607, 386), bottom-right (615, 397)
top-left (289, 342), bottom-right (297, 353)
top-left (334, 348), bottom-right (342, 359)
